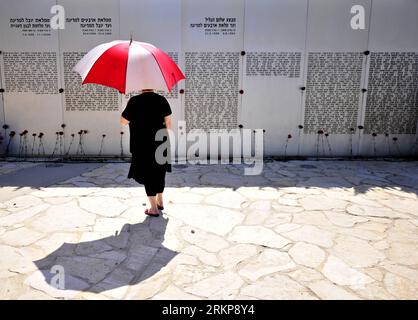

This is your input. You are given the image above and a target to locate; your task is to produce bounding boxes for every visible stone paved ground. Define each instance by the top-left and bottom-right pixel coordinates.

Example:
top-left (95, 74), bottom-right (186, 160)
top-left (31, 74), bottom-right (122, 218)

top-left (0, 160), bottom-right (417, 300)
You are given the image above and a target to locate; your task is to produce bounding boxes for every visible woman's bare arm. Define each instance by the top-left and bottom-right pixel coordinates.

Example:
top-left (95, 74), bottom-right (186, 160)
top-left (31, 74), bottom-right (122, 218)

top-left (120, 116), bottom-right (129, 125)
top-left (164, 115), bottom-right (172, 130)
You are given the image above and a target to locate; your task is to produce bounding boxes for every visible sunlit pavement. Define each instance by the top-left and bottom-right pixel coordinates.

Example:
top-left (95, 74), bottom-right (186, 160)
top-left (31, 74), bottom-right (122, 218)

top-left (0, 159), bottom-right (417, 299)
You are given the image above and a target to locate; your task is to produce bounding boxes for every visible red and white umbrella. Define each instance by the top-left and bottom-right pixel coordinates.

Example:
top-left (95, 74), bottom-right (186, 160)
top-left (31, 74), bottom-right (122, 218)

top-left (73, 40), bottom-right (185, 94)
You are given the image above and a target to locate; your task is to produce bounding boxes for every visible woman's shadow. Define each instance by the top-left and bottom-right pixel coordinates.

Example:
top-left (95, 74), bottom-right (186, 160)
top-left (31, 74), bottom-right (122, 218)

top-left (33, 215), bottom-right (177, 293)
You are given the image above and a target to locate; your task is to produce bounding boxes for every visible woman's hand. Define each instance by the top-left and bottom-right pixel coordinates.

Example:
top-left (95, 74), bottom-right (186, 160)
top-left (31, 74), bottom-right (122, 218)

top-left (164, 115), bottom-right (172, 130)
top-left (120, 116), bottom-right (129, 125)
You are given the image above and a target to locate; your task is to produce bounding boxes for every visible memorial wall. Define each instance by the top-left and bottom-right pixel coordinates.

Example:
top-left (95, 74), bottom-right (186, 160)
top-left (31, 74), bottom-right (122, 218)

top-left (0, 0), bottom-right (417, 157)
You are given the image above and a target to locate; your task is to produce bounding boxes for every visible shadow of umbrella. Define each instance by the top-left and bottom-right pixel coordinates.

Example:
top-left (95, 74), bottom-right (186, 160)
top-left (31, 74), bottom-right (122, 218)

top-left (32, 215), bottom-right (177, 296)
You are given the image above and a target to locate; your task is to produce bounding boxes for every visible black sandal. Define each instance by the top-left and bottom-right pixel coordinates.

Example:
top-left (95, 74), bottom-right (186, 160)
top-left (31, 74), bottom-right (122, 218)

top-left (157, 205), bottom-right (164, 210)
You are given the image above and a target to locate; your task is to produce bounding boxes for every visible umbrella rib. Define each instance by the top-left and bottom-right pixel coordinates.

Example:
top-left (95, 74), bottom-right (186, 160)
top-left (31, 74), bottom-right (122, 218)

top-left (123, 42), bottom-right (131, 93)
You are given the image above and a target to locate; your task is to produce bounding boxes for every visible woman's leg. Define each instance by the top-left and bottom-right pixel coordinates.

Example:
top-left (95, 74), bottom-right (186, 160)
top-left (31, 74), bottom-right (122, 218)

top-left (156, 193), bottom-right (163, 208)
top-left (156, 171), bottom-right (166, 208)
top-left (147, 196), bottom-right (159, 213)
top-left (144, 182), bottom-right (159, 215)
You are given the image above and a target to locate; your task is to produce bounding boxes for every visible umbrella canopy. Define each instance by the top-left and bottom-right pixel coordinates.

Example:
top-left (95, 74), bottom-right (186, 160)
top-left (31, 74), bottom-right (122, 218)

top-left (73, 40), bottom-right (185, 94)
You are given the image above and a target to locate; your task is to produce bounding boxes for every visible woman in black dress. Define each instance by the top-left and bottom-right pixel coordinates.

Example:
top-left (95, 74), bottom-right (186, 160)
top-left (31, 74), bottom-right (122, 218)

top-left (120, 89), bottom-right (172, 217)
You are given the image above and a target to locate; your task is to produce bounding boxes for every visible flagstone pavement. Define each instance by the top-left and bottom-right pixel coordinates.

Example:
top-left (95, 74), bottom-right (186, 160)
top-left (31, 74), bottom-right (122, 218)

top-left (0, 159), bottom-right (417, 300)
